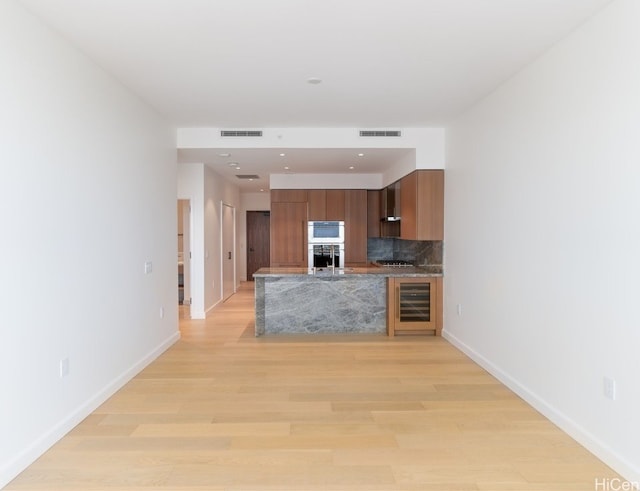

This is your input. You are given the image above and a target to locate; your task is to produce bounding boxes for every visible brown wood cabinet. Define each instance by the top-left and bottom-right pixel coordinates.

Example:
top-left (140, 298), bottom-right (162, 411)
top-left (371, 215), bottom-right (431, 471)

top-left (387, 277), bottom-right (442, 336)
top-left (380, 220), bottom-right (400, 238)
top-left (268, 173), bottom-right (444, 268)
top-left (271, 189), bottom-right (308, 203)
top-left (344, 189), bottom-right (367, 266)
top-left (400, 170), bottom-right (444, 241)
top-left (367, 190), bottom-right (381, 238)
top-left (307, 189), bottom-right (345, 220)
top-left (307, 190), bottom-right (326, 220)
top-left (269, 201), bottom-right (308, 267)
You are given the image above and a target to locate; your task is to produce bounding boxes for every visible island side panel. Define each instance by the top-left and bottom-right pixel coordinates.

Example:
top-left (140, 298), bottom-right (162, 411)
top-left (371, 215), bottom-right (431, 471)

top-left (262, 275), bottom-right (387, 335)
top-left (254, 277), bottom-right (266, 336)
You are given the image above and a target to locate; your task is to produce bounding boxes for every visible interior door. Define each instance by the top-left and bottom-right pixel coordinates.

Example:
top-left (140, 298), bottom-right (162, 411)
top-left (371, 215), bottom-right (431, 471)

top-left (246, 211), bottom-right (270, 280)
top-left (222, 202), bottom-right (236, 302)
top-left (178, 199), bottom-right (191, 309)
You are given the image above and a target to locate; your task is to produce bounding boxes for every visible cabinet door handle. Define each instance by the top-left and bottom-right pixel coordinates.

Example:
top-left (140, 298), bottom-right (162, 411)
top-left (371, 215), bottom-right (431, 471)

top-left (396, 286), bottom-right (400, 320)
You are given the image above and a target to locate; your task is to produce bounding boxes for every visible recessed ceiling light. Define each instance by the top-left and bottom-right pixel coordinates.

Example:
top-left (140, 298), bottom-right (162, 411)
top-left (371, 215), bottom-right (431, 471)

top-left (228, 162), bottom-right (239, 167)
top-left (284, 166), bottom-right (290, 170)
top-left (349, 166), bottom-right (355, 170)
top-left (358, 153), bottom-right (364, 157)
top-left (279, 153), bottom-right (286, 157)
top-left (307, 77), bottom-right (322, 85)
top-left (219, 153), bottom-right (231, 157)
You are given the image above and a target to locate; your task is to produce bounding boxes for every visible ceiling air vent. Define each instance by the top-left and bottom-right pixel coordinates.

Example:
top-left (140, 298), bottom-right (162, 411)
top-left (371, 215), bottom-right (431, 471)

top-left (221, 130), bottom-right (263, 137)
top-left (359, 130), bottom-right (402, 137)
top-left (236, 174), bottom-right (260, 180)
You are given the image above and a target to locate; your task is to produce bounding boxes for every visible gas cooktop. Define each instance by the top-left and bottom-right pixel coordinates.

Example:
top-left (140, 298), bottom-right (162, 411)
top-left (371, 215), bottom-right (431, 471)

top-left (375, 259), bottom-right (415, 268)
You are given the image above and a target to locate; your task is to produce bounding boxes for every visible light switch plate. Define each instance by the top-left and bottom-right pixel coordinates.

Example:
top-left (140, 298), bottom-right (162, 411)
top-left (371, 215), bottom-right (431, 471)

top-left (60, 358), bottom-right (69, 378)
top-left (603, 376), bottom-right (616, 400)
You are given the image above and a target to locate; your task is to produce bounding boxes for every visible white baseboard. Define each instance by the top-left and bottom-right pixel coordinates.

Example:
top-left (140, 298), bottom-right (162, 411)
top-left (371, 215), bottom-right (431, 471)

top-left (188, 301), bottom-right (219, 319)
top-left (0, 331), bottom-right (181, 489)
top-left (205, 298), bottom-right (222, 316)
top-left (189, 294), bottom-right (225, 319)
top-left (442, 329), bottom-right (640, 485)
top-left (190, 310), bottom-right (206, 319)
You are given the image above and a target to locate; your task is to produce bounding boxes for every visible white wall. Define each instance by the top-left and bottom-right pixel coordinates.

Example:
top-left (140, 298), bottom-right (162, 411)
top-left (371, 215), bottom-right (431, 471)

top-left (270, 173), bottom-right (382, 190)
top-left (204, 166), bottom-right (241, 310)
top-left (178, 164), bottom-right (241, 315)
top-left (178, 126), bottom-right (446, 189)
top-left (0, 1), bottom-right (179, 487)
top-left (178, 127), bottom-right (444, 158)
top-left (177, 163), bottom-right (205, 317)
top-left (444, 0), bottom-right (640, 481)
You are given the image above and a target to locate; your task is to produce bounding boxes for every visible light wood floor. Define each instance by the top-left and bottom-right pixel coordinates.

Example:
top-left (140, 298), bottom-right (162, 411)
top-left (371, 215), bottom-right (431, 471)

top-left (7, 282), bottom-right (619, 490)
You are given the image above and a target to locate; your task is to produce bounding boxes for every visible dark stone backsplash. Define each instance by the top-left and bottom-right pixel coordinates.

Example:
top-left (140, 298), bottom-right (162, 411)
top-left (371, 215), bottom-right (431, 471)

top-left (367, 238), bottom-right (443, 266)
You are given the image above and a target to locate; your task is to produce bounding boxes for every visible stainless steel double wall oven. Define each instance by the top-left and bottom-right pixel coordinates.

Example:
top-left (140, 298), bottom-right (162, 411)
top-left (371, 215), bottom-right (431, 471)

top-left (307, 221), bottom-right (344, 268)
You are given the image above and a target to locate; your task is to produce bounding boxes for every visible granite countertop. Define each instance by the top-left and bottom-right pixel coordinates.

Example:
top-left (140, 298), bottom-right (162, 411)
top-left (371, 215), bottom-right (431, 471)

top-left (253, 265), bottom-right (443, 278)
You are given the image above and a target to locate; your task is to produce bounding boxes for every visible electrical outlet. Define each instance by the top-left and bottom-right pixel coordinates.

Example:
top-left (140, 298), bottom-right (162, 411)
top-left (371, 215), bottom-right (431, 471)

top-left (603, 376), bottom-right (616, 400)
top-left (456, 304), bottom-right (462, 316)
top-left (159, 306), bottom-right (164, 319)
top-left (60, 358), bottom-right (69, 378)
top-left (144, 261), bottom-right (153, 274)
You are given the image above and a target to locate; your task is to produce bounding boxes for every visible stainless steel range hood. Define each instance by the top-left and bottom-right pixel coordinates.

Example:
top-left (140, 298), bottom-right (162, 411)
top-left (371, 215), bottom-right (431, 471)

top-left (381, 182), bottom-right (401, 222)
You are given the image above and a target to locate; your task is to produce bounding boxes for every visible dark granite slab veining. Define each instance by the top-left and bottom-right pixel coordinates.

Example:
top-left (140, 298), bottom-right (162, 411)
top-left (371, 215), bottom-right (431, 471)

top-left (367, 238), bottom-right (443, 266)
top-left (256, 275), bottom-right (386, 336)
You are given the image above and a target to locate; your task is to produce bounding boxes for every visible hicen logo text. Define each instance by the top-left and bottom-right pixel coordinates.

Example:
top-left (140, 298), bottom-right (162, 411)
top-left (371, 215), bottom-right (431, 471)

top-left (595, 477), bottom-right (640, 491)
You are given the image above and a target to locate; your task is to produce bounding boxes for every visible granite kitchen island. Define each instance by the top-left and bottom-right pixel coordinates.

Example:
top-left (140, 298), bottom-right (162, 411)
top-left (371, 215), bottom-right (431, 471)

top-left (253, 266), bottom-right (443, 336)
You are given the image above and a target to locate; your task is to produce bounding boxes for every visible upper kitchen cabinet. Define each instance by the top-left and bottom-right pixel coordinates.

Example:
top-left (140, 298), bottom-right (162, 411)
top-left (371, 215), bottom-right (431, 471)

top-left (307, 189), bottom-right (345, 221)
top-left (400, 170), bottom-right (444, 241)
top-left (344, 189), bottom-right (368, 266)
top-left (271, 189), bottom-right (308, 203)
top-left (367, 190), bottom-right (381, 238)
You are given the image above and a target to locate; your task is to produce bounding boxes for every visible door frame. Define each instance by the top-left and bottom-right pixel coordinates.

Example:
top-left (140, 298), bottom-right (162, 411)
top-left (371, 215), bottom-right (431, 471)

top-left (178, 199), bottom-right (192, 310)
top-left (221, 201), bottom-right (236, 302)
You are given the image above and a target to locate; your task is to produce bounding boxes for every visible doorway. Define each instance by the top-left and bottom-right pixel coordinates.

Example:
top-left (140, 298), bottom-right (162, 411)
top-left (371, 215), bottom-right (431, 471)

top-left (246, 211), bottom-right (270, 280)
top-left (177, 199), bottom-right (191, 316)
top-left (221, 202), bottom-right (236, 302)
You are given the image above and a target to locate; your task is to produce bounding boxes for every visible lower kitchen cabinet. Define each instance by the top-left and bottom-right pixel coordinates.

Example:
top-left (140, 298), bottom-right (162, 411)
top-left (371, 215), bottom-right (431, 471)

top-left (387, 277), bottom-right (442, 336)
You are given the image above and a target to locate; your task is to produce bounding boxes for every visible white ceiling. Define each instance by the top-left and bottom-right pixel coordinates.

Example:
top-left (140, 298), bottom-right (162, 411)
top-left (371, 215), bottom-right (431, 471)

top-left (177, 147), bottom-right (416, 191)
top-left (19, 0), bottom-right (612, 190)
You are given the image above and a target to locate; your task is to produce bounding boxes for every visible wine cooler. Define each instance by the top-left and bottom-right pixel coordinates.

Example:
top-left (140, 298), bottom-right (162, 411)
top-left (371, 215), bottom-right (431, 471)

top-left (387, 277), bottom-right (442, 336)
